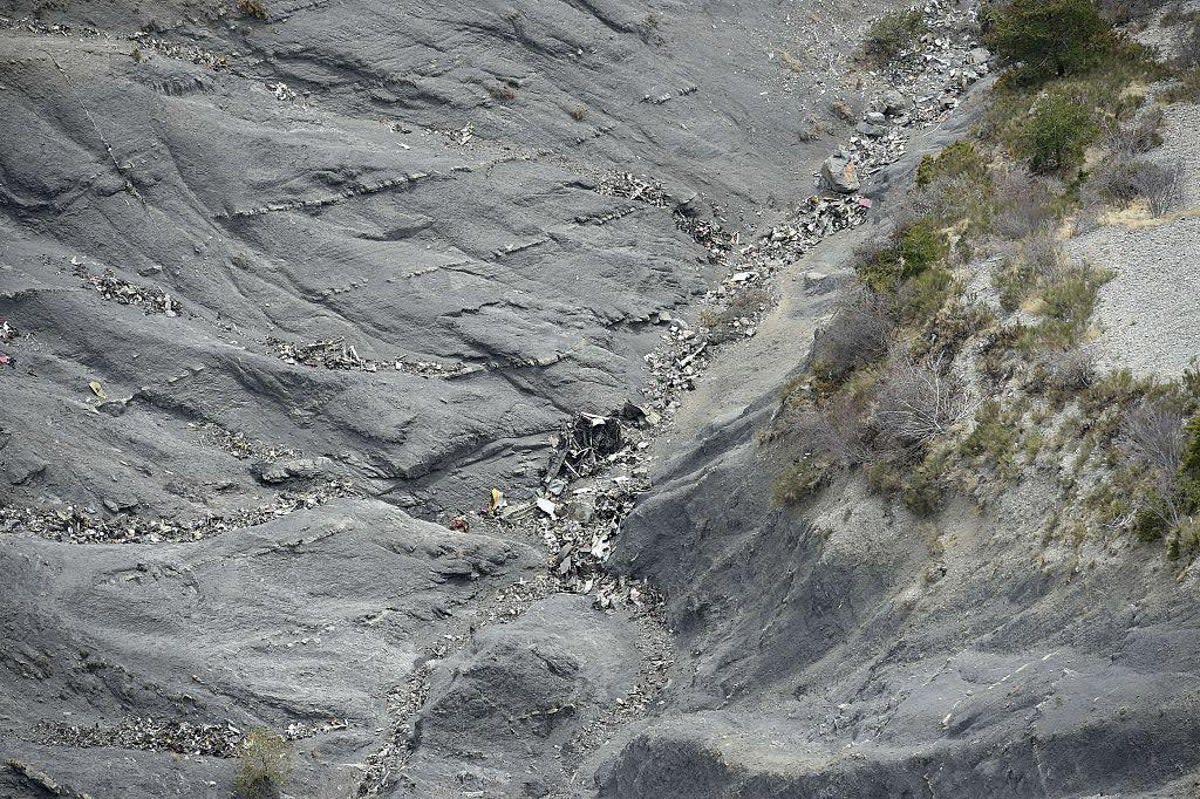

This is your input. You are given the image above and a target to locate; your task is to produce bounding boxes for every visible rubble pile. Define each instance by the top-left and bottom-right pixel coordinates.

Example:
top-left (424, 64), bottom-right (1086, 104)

top-left (392, 358), bottom-right (472, 379)
top-left (267, 337), bottom-right (377, 371)
top-left (674, 211), bottom-right (738, 262)
top-left (268, 337), bottom-right (468, 378)
top-left (33, 719), bottom-right (242, 758)
top-left (0, 479), bottom-right (357, 544)
top-left (0, 17), bottom-right (100, 37)
top-left (74, 264), bottom-right (181, 317)
top-left (830, 0), bottom-right (989, 196)
top-left (130, 32), bottom-right (230, 69)
top-left (198, 421), bottom-right (297, 463)
top-left (30, 716), bottom-right (347, 760)
top-left (759, 4), bottom-right (989, 261)
top-left (761, 194), bottom-right (873, 255)
top-left (488, 409), bottom-right (661, 610)
top-left (596, 173), bottom-right (671, 207)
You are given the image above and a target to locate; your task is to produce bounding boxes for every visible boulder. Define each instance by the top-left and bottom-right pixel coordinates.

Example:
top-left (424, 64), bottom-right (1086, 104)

top-left (967, 46), bottom-right (992, 65)
top-left (253, 456), bottom-right (336, 485)
top-left (856, 121), bottom-right (888, 138)
top-left (821, 151), bottom-right (860, 194)
top-left (880, 89), bottom-right (912, 116)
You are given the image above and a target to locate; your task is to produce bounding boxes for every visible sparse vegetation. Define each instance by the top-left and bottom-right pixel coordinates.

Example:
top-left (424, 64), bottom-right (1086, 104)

top-left (237, 0), bottom-right (268, 20)
top-left (774, 0), bottom-right (1200, 565)
top-left (1088, 158), bottom-right (1182, 215)
top-left (486, 82), bottom-right (518, 101)
top-left (234, 728), bottom-right (291, 799)
top-left (862, 8), bottom-right (928, 66)
top-left (961, 400), bottom-right (1021, 475)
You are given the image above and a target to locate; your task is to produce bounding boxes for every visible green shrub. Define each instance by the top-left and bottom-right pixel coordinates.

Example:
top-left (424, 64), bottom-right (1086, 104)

top-left (986, 0), bottom-right (1114, 81)
top-left (916, 141), bottom-right (989, 188)
top-left (898, 267), bottom-right (954, 324)
top-left (898, 218), bottom-right (950, 273)
top-left (962, 400), bottom-right (1020, 473)
top-left (234, 728), bottom-right (291, 799)
top-left (912, 300), bottom-right (997, 360)
top-left (774, 458), bottom-right (833, 505)
top-left (902, 451), bottom-right (949, 515)
top-left (1020, 264), bottom-right (1108, 348)
top-left (855, 218), bottom-right (948, 298)
top-left (1178, 415), bottom-right (1200, 508)
top-left (863, 8), bottom-right (927, 65)
top-left (1164, 68), bottom-right (1200, 103)
top-left (855, 242), bottom-right (905, 294)
top-left (1020, 93), bottom-right (1098, 174)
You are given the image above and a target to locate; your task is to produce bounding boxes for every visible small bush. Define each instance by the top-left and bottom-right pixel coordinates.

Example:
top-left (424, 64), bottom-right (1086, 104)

top-left (774, 457), bottom-right (833, 504)
top-left (913, 300), bottom-right (997, 360)
top-left (779, 391), bottom-right (870, 465)
top-left (986, 0), bottom-right (1114, 81)
top-left (907, 173), bottom-right (994, 234)
top-left (1082, 368), bottom-right (1144, 411)
top-left (871, 357), bottom-right (971, 450)
top-left (237, 0), bottom-right (268, 20)
top-left (1103, 108), bottom-right (1163, 156)
top-left (916, 141), bottom-right (989, 188)
top-left (1089, 158), bottom-right (1182, 215)
top-left (1117, 398), bottom-right (1194, 543)
top-left (1163, 68), bottom-right (1200, 103)
top-left (856, 218), bottom-right (949, 294)
top-left (902, 451), bottom-right (950, 515)
top-left (1034, 347), bottom-right (1097, 399)
top-left (1024, 262), bottom-right (1107, 348)
top-left (898, 218), bottom-right (950, 273)
top-left (962, 400), bottom-right (1020, 473)
top-left (1175, 14), bottom-right (1200, 69)
top-left (1019, 92), bottom-right (1098, 174)
top-left (993, 229), bottom-right (1064, 312)
top-left (809, 288), bottom-right (893, 390)
top-left (898, 267), bottom-right (954, 324)
top-left (234, 728), bottom-right (291, 799)
top-left (863, 8), bottom-right (927, 65)
top-left (990, 169), bottom-right (1060, 239)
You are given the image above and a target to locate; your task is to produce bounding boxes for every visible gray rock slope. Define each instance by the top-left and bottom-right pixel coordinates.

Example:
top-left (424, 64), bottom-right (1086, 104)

top-left (0, 0), bottom-right (860, 519)
top-left (12, 1), bottom-right (1194, 798)
top-left (0, 1), bottom-right (898, 796)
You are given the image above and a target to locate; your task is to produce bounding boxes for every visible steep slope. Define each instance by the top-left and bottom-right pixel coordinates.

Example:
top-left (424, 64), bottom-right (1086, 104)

top-left (0, 1), bottom-right (916, 796)
top-left (601, 9), bottom-right (1200, 799)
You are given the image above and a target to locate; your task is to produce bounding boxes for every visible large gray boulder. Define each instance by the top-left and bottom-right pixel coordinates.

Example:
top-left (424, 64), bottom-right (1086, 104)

top-left (821, 150), bottom-right (861, 194)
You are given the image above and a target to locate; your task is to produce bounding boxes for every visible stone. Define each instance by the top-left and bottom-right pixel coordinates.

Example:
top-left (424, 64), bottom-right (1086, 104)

top-left (821, 151), bottom-right (860, 194)
top-left (856, 121), bottom-right (888, 138)
top-left (804, 271), bottom-right (834, 294)
top-left (253, 457), bottom-right (335, 485)
top-left (880, 89), bottom-right (913, 116)
top-left (967, 46), bottom-right (991, 65)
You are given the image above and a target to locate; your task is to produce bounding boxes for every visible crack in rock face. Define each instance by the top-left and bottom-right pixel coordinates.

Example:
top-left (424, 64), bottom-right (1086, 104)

top-left (4, 0), bottom-right (1198, 797)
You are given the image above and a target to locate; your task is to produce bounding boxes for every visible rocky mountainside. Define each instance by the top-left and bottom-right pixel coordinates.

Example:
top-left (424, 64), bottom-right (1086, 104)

top-left (3, 0), bottom-right (1200, 797)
